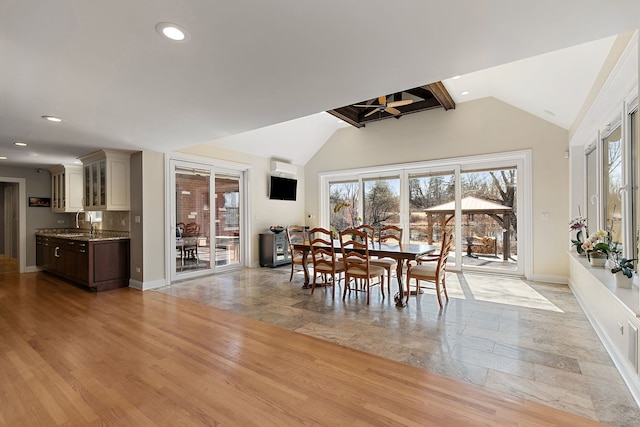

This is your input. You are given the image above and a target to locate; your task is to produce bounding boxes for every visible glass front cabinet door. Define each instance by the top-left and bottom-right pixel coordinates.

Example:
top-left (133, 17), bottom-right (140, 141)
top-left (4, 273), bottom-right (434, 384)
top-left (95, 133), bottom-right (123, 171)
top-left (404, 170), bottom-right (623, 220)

top-left (79, 150), bottom-right (131, 210)
top-left (49, 164), bottom-right (83, 213)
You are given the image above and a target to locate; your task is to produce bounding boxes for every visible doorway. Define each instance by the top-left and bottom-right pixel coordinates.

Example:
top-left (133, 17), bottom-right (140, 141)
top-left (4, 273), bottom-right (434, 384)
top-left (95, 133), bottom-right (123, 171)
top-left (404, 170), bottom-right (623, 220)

top-left (0, 177), bottom-right (27, 273)
top-left (168, 158), bottom-right (247, 282)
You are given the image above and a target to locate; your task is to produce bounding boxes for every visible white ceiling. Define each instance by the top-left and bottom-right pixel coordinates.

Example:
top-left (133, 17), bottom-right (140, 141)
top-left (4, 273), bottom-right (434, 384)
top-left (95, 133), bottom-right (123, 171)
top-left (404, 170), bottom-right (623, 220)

top-left (1, 1), bottom-right (639, 168)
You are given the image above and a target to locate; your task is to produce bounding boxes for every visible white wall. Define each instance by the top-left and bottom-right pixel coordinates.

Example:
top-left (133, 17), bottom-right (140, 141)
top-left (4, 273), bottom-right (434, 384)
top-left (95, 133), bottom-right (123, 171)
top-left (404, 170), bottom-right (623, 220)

top-left (305, 97), bottom-right (570, 280)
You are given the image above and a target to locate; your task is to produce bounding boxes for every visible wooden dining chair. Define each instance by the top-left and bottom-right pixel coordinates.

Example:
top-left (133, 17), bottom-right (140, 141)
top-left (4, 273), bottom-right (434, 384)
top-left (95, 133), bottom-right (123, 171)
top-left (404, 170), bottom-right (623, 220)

top-left (308, 227), bottom-right (344, 299)
top-left (340, 228), bottom-right (384, 305)
top-left (371, 225), bottom-right (402, 295)
top-left (286, 225), bottom-right (310, 282)
top-left (405, 230), bottom-right (454, 308)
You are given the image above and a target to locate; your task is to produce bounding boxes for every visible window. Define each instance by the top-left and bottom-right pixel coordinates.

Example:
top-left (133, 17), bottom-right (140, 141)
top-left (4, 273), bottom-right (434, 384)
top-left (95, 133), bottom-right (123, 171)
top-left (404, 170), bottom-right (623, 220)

top-left (329, 180), bottom-right (361, 236)
top-left (603, 125), bottom-right (623, 247)
top-left (585, 142), bottom-right (599, 235)
top-left (320, 151), bottom-right (530, 277)
top-left (363, 176), bottom-right (400, 227)
top-left (631, 107), bottom-right (638, 262)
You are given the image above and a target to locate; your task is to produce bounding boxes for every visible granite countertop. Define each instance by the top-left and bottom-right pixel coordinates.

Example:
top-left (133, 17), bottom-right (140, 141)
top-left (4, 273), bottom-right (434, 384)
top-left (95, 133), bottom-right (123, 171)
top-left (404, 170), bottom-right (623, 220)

top-left (35, 228), bottom-right (130, 241)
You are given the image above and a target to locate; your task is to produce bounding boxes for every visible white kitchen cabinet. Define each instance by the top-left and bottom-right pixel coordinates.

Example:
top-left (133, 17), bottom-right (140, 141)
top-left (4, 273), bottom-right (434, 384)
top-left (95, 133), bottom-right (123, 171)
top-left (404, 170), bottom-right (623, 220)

top-left (49, 164), bottom-right (83, 212)
top-left (79, 149), bottom-right (131, 210)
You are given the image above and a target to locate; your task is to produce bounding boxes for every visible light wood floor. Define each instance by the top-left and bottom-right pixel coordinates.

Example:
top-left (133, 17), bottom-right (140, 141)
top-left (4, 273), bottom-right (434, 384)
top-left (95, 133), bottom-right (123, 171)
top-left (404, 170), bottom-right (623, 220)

top-left (0, 264), bottom-right (607, 426)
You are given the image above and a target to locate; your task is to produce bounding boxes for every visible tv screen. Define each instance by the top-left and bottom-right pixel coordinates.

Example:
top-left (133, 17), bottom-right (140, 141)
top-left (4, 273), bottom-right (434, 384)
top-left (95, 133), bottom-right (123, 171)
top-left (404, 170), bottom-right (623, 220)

top-left (269, 175), bottom-right (297, 201)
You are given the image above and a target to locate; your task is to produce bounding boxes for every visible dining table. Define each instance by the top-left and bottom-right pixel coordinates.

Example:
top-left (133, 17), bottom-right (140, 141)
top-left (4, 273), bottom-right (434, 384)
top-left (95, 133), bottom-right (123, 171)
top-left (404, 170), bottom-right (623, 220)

top-left (293, 240), bottom-right (437, 307)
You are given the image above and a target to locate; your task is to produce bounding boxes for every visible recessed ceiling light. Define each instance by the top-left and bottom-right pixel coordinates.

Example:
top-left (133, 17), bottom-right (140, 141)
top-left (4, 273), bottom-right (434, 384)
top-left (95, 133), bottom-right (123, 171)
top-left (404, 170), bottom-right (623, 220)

top-left (0, 156), bottom-right (7, 160)
top-left (156, 22), bottom-right (191, 42)
top-left (42, 115), bottom-right (63, 122)
top-left (14, 142), bottom-right (27, 147)
top-left (461, 91), bottom-right (470, 96)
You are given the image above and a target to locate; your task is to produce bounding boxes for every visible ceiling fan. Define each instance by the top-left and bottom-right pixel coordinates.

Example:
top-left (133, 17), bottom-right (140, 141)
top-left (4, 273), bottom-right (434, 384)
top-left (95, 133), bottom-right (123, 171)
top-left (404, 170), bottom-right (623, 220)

top-left (354, 95), bottom-right (413, 118)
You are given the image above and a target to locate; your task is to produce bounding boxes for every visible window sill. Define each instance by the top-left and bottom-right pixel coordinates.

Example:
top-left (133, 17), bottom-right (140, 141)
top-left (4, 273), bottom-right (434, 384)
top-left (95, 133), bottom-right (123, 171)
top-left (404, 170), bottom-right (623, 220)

top-left (569, 252), bottom-right (640, 317)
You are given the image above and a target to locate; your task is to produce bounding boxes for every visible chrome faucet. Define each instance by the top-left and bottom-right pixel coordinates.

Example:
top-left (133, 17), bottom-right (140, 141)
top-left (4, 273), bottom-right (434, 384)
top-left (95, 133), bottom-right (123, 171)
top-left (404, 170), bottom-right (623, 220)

top-left (75, 209), bottom-right (84, 229)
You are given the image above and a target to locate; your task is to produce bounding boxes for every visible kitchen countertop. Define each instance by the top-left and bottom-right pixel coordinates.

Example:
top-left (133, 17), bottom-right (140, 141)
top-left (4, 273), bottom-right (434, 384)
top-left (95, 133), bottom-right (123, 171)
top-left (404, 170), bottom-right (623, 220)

top-left (35, 228), bottom-right (130, 241)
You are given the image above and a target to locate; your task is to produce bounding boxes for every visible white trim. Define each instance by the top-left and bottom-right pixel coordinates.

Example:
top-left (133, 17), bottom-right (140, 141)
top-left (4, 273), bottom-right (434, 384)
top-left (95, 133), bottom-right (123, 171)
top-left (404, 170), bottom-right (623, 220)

top-left (568, 277), bottom-right (640, 407)
top-left (0, 176), bottom-right (26, 273)
top-left (129, 278), bottom-right (167, 291)
top-left (25, 265), bottom-right (40, 273)
top-left (531, 274), bottom-right (568, 285)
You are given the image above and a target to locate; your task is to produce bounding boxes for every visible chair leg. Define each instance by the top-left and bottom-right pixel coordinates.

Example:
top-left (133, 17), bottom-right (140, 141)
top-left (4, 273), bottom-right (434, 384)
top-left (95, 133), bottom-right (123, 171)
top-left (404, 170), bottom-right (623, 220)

top-left (366, 278), bottom-right (370, 305)
top-left (386, 267), bottom-right (391, 295)
top-left (435, 279), bottom-right (443, 308)
top-left (311, 271), bottom-right (318, 294)
top-left (442, 274), bottom-right (449, 302)
top-left (330, 274), bottom-right (335, 299)
top-left (289, 263), bottom-right (294, 281)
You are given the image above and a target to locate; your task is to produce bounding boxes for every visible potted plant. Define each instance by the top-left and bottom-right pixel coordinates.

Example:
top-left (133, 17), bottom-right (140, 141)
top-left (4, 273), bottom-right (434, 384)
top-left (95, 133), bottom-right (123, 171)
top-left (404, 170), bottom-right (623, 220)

top-left (610, 245), bottom-right (636, 288)
top-left (569, 214), bottom-right (588, 256)
top-left (581, 229), bottom-right (611, 267)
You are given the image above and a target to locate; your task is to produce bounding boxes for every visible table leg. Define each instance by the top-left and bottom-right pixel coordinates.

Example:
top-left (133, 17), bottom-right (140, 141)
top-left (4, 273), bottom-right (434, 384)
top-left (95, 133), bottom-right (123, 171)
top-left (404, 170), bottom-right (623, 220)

top-left (301, 248), bottom-right (311, 289)
top-left (394, 259), bottom-right (407, 307)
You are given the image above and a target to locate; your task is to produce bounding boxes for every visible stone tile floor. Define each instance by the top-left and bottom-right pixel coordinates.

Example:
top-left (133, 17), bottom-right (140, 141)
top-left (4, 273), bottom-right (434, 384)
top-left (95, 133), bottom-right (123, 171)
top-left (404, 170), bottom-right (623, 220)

top-left (155, 267), bottom-right (640, 426)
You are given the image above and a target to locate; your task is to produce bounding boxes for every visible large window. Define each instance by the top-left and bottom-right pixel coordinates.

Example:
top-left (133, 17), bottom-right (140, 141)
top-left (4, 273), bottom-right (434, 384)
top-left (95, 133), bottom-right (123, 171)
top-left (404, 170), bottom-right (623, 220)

top-left (320, 151), bottom-right (530, 277)
top-left (585, 142), bottom-right (599, 235)
top-left (583, 94), bottom-right (639, 263)
top-left (603, 125), bottom-right (623, 248)
top-left (363, 176), bottom-right (400, 227)
top-left (408, 170), bottom-right (455, 245)
top-left (329, 180), bottom-right (360, 237)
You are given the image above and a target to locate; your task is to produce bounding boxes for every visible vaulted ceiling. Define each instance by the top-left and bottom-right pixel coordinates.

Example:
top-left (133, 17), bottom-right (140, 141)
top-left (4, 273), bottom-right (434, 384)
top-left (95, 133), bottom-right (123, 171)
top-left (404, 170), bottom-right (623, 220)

top-left (1, 1), bottom-right (639, 168)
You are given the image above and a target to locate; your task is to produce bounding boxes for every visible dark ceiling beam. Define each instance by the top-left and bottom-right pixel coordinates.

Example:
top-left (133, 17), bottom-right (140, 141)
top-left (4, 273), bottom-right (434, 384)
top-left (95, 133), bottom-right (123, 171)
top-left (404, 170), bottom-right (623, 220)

top-left (326, 109), bottom-right (365, 128)
top-left (406, 86), bottom-right (434, 101)
top-left (327, 81), bottom-right (455, 127)
top-left (427, 82), bottom-right (456, 110)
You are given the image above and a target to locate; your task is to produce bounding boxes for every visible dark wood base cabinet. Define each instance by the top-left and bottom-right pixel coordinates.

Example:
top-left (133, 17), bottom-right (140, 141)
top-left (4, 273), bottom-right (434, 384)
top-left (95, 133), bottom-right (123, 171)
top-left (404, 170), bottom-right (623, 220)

top-left (36, 236), bottom-right (130, 291)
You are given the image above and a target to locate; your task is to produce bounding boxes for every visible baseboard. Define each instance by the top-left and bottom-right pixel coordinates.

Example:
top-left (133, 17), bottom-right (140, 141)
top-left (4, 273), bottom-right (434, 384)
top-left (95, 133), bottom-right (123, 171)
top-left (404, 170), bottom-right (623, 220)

top-left (25, 265), bottom-right (41, 273)
top-left (530, 274), bottom-right (568, 284)
top-left (569, 279), bottom-right (640, 407)
top-left (129, 278), bottom-right (167, 291)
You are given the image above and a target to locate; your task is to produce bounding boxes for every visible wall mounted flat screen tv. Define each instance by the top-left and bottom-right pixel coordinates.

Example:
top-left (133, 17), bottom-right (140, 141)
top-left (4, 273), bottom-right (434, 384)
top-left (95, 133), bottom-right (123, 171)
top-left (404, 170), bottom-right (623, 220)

top-left (269, 175), bottom-right (297, 201)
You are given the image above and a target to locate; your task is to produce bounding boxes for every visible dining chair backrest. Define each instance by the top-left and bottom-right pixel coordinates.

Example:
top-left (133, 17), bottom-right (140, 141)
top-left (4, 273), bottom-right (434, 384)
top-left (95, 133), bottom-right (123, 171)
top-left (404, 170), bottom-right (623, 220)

top-left (417, 230), bottom-right (454, 276)
top-left (308, 227), bottom-right (338, 271)
top-left (340, 228), bottom-right (371, 276)
top-left (433, 230), bottom-right (454, 273)
top-left (286, 225), bottom-right (307, 252)
top-left (378, 225), bottom-right (402, 244)
top-left (356, 224), bottom-right (375, 243)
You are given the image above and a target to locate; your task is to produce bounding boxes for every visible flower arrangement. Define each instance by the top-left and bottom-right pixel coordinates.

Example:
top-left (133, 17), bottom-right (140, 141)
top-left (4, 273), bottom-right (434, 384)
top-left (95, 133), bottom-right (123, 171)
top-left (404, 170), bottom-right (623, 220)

top-left (581, 229), bottom-right (612, 259)
top-left (569, 215), bottom-right (588, 255)
top-left (608, 242), bottom-right (636, 278)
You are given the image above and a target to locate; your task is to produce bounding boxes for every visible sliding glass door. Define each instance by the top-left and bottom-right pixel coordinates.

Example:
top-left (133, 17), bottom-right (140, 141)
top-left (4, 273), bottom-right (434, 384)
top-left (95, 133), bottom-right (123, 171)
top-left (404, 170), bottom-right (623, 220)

top-left (214, 173), bottom-right (241, 268)
top-left (321, 152), bottom-right (527, 277)
top-left (170, 159), bottom-right (245, 281)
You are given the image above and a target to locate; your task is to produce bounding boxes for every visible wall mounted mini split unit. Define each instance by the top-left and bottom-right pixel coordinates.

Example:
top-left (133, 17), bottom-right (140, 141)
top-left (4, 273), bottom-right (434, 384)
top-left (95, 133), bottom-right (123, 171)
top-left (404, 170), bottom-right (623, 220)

top-left (270, 160), bottom-right (297, 176)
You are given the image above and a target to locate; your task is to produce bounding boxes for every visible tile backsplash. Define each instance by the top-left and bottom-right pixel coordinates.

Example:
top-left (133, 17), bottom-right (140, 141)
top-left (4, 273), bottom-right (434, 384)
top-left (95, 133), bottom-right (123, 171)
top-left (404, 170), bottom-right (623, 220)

top-left (68, 211), bottom-right (130, 232)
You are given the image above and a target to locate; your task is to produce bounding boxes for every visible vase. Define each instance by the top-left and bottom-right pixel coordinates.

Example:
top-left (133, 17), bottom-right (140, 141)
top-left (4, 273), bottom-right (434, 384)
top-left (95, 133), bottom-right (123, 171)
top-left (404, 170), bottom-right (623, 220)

top-left (614, 273), bottom-right (633, 289)
top-left (589, 254), bottom-right (607, 268)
